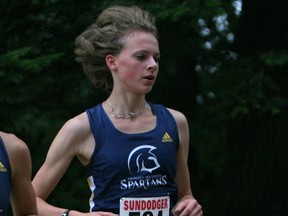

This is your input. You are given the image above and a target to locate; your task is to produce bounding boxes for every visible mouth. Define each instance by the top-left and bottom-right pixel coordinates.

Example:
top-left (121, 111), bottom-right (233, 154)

top-left (143, 75), bottom-right (155, 81)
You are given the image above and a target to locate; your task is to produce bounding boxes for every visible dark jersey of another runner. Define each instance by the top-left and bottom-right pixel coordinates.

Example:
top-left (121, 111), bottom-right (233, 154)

top-left (0, 136), bottom-right (11, 216)
top-left (85, 102), bottom-right (179, 214)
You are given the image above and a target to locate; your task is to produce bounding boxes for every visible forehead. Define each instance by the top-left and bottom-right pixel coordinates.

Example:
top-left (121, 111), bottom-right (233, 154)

top-left (120, 31), bottom-right (159, 53)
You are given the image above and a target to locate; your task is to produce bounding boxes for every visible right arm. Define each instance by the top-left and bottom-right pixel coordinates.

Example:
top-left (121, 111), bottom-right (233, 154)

top-left (32, 113), bottom-right (87, 215)
top-left (32, 113), bottom-right (118, 216)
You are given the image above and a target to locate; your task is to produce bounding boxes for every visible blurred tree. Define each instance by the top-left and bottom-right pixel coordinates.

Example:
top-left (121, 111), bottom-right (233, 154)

top-left (0, 0), bottom-right (107, 210)
top-left (193, 0), bottom-right (288, 215)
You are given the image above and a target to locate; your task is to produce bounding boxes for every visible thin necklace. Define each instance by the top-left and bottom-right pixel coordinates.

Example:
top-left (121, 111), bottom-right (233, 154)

top-left (107, 100), bottom-right (148, 119)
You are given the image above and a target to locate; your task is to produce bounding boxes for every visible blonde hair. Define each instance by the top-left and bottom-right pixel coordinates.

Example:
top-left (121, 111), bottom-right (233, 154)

top-left (75, 5), bottom-right (157, 92)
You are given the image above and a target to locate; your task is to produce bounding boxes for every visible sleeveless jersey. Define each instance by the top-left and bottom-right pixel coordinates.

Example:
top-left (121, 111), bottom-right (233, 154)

top-left (0, 136), bottom-right (11, 216)
top-left (85, 103), bottom-right (179, 214)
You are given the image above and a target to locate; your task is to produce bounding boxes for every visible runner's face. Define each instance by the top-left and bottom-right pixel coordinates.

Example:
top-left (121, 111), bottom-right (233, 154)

top-left (113, 31), bottom-right (160, 94)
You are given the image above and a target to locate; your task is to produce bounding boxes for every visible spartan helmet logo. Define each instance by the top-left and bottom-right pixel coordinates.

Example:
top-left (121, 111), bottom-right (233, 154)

top-left (127, 145), bottom-right (160, 174)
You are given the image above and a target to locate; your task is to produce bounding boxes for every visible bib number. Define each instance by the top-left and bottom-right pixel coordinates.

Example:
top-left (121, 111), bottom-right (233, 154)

top-left (128, 212), bottom-right (163, 216)
top-left (120, 196), bottom-right (170, 216)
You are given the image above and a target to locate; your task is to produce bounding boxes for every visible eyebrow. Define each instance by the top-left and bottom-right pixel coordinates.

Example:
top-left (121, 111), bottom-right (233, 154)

top-left (134, 50), bottom-right (160, 57)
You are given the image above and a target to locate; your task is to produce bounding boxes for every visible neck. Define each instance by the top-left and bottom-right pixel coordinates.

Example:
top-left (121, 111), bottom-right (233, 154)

top-left (107, 99), bottom-right (148, 119)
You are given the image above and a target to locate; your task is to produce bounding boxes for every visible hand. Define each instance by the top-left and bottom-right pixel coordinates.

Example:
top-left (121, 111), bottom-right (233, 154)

top-left (171, 195), bottom-right (203, 216)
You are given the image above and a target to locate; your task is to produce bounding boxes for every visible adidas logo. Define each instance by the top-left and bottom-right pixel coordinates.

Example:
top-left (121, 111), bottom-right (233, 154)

top-left (161, 132), bottom-right (173, 142)
top-left (0, 162), bottom-right (7, 172)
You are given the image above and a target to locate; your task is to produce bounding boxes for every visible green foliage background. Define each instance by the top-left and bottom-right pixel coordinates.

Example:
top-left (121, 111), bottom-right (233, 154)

top-left (1, 0), bottom-right (287, 215)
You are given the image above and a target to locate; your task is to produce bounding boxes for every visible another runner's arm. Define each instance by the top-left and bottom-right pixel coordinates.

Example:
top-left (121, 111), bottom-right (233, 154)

top-left (7, 134), bottom-right (37, 216)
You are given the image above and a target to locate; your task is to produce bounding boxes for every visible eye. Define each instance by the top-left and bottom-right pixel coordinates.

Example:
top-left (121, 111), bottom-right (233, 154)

top-left (135, 55), bottom-right (147, 61)
top-left (153, 56), bottom-right (160, 63)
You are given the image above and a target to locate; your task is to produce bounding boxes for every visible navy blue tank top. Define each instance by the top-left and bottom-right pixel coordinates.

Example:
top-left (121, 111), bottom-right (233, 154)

top-left (85, 103), bottom-right (179, 214)
top-left (0, 137), bottom-right (11, 216)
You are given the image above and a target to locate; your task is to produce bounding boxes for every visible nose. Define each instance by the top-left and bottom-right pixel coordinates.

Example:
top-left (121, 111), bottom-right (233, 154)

top-left (147, 56), bottom-right (158, 71)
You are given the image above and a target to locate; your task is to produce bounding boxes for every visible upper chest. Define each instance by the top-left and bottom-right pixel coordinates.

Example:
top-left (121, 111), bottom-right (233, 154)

top-left (110, 114), bottom-right (156, 134)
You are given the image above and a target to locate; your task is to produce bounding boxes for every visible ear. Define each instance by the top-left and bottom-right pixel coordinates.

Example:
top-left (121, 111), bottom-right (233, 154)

top-left (106, 55), bottom-right (117, 71)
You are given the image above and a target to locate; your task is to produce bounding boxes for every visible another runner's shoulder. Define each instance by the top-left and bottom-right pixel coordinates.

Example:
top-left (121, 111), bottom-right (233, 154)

top-left (0, 131), bottom-right (27, 154)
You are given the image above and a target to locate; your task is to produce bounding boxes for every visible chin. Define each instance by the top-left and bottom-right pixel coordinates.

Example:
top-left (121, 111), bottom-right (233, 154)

top-left (144, 87), bottom-right (154, 93)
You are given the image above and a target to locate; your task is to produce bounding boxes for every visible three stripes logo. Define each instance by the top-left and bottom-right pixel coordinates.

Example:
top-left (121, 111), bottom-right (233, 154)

top-left (161, 132), bottom-right (173, 143)
top-left (0, 162), bottom-right (7, 172)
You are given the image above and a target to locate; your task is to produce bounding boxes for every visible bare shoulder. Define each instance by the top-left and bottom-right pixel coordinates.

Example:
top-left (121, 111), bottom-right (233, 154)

top-left (167, 108), bottom-right (188, 126)
top-left (53, 112), bottom-right (92, 160)
top-left (61, 112), bottom-right (91, 137)
top-left (166, 108), bottom-right (190, 145)
top-left (0, 131), bottom-right (29, 157)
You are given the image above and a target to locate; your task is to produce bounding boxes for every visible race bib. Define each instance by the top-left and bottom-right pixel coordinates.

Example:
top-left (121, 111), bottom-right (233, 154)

top-left (120, 196), bottom-right (170, 216)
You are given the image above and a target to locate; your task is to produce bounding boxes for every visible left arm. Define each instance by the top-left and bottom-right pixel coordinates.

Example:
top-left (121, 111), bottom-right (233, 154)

top-left (169, 109), bottom-right (203, 216)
